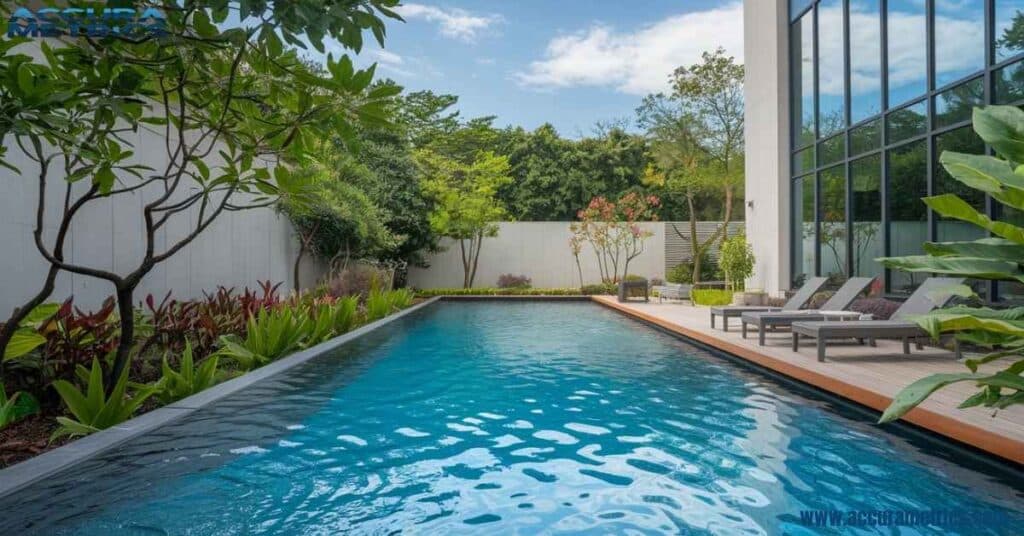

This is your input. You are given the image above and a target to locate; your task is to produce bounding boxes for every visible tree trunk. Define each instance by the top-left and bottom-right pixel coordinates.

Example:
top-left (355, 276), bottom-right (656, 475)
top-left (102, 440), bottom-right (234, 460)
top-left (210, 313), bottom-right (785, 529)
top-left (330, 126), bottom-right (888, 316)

top-left (469, 232), bottom-right (484, 288)
top-left (687, 192), bottom-right (701, 283)
top-left (574, 254), bottom-right (584, 288)
top-left (460, 239), bottom-right (471, 288)
top-left (293, 242), bottom-right (307, 292)
top-left (720, 185), bottom-right (733, 247)
top-left (108, 285), bottom-right (136, 388)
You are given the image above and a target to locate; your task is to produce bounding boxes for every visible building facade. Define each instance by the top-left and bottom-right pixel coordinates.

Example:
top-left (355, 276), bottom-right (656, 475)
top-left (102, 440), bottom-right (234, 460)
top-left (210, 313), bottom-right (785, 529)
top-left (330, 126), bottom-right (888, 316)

top-left (745, 0), bottom-right (1024, 301)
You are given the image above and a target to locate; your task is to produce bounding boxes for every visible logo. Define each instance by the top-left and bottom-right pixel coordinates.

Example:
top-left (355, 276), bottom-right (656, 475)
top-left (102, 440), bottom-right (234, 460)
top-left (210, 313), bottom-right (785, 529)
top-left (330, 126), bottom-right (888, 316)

top-left (7, 7), bottom-right (166, 38)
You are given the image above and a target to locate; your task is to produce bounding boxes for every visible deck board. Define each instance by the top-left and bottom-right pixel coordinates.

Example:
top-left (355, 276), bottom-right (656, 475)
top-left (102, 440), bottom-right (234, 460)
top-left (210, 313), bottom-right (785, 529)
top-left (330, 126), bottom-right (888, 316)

top-left (592, 296), bottom-right (1024, 465)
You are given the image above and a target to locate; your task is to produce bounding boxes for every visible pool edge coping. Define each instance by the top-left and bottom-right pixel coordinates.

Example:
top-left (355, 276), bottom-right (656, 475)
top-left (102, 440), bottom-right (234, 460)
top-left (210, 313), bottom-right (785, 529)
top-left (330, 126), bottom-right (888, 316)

top-left (0, 296), bottom-right (443, 500)
top-left (591, 296), bottom-right (1024, 467)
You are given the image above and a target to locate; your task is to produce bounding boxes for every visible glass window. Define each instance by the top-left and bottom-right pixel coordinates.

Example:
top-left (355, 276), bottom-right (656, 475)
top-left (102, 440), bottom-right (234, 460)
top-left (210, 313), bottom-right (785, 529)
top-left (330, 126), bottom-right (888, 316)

top-left (935, 78), bottom-right (985, 128)
top-left (887, 99), bottom-right (927, 144)
top-left (996, 0), bottom-right (1024, 62)
top-left (995, 59), bottom-right (1024, 103)
top-left (887, 140), bottom-right (928, 296)
top-left (819, 166), bottom-right (847, 281)
top-left (934, 0), bottom-right (985, 88)
top-left (791, 0), bottom-right (815, 21)
top-left (818, 134), bottom-right (845, 167)
top-left (851, 155), bottom-right (883, 280)
top-left (818, 0), bottom-right (847, 137)
top-left (793, 175), bottom-right (816, 287)
top-left (887, 0), bottom-right (927, 106)
top-left (849, 0), bottom-right (883, 123)
top-left (935, 127), bottom-right (987, 244)
top-left (791, 12), bottom-right (816, 148)
top-left (850, 118), bottom-right (881, 156)
top-left (793, 146), bottom-right (815, 175)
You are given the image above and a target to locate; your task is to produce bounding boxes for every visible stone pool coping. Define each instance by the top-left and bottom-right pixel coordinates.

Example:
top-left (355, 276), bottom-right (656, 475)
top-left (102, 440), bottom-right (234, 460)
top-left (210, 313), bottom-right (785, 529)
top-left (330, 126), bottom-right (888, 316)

top-left (0, 297), bottom-right (442, 500)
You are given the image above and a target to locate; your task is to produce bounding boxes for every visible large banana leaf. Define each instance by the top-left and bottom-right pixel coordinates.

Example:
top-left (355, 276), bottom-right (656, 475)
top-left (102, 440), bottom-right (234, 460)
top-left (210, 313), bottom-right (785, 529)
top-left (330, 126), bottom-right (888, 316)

top-left (877, 255), bottom-right (1024, 282)
top-left (939, 151), bottom-right (1024, 210)
top-left (923, 238), bottom-right (1024, 261)
top-left (923, 194), bottom-right (1024, 244)
top-left (879, 373), bottom-right (992, 423)
top-left (972, 106), bottom-right (1024, 165)
top-left (909, 311), bottom-right (1024, 340)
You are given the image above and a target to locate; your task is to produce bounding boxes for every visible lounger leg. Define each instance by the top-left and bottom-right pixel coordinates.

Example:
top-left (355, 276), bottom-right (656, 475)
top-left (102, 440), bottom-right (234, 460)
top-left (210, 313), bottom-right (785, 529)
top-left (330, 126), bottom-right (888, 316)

top-left (915, 339), bottom-right (924, 350)
top-left (869, 338), bottom-right (877, 347)
top-left (856, 338), bottom-right (865, 345)
top-left (902, 338), bottom-right (910, 354)
top-left (954, 337), bottom-right (962, 360)
top-left (722, 316), bottom-right (729, 332)
top-left (792, 332), bottom-right (799, 352)
top-left (817, 338), bottom-right (827, 362)
top-left (710, 313), bottom-right (715, 329)
top-left (758, 325), bottom-right (766, 346)
top-left (741, 321), bottom-right (747, 339)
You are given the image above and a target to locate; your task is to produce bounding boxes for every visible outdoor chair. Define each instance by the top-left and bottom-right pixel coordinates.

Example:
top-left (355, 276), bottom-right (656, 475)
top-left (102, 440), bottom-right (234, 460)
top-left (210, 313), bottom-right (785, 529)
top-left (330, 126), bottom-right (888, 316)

top-left (739, 277), bottom-right (875, 345)
top-left (652, 283), bottom-right (691, 303)
top-left (791, 277), bottom-right (965, 362)
top-left (709, 277), bottom-right (828, 331)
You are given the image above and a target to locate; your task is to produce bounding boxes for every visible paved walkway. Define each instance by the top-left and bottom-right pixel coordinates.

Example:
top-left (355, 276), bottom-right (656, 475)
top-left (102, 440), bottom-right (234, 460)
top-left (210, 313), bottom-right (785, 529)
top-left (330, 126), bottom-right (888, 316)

top-left (592, 296), bottom-right (1024, 465)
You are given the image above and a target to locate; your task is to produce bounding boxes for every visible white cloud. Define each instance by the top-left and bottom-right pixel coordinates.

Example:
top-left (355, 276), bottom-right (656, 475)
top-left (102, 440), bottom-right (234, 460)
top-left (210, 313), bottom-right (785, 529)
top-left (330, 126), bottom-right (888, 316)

top-left (515, 3), bottom-right (744, 96)
top-left (371, 49), bottom-right (405, 66)
top-left (395, 3), bottom-right (502, 42)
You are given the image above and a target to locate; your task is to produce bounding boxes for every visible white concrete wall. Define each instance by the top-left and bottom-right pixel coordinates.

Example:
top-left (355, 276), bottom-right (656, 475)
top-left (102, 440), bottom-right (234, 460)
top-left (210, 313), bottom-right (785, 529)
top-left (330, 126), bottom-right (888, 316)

top-left (407, 222), bottom-right (666, 289)
top-left (743, 0), bottom-right (790, 296)
top-left (0, 112), bottom-right (319, 316)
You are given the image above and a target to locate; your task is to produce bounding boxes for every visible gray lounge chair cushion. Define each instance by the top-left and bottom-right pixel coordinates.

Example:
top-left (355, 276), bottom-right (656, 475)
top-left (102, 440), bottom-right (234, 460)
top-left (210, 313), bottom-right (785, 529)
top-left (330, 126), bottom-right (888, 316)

top-left (710, 277), bottom-right (829, 317)
top-left (792, 320), bottom-right (924, 338)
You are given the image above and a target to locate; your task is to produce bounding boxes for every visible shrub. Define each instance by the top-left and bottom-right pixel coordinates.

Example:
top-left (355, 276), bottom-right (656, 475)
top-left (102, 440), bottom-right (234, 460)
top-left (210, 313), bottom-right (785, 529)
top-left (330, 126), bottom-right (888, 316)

top-left (365, 288), bottom-right (415, 322)
top-left (0, 386), bottom-right (38, 430)
top-left (217, 308), bottom-right (311, 371)
top-left (667, 251), bottom-right (719, 284)
top-left (719, 234), bottom-right (755, 291)
top-left (52, 359), bottom-right (155, 440)
top-left (581, 284), bottom-right (617, 296)
top-left (497, 274), bottom-right (532, 289)
top-left (147, 342), bottom-right (220, 405)
top-left (327, 264), bottom-right (396, 299)
top-left (691, 289), bottom-right (734, 306)
top-left (622, 274), bottom-right (647, 282)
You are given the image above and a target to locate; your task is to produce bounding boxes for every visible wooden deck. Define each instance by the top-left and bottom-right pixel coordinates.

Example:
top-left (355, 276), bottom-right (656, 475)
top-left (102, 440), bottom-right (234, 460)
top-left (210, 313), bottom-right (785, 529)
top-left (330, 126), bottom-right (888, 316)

top-left (592, 296), bottom-right (1024, 465)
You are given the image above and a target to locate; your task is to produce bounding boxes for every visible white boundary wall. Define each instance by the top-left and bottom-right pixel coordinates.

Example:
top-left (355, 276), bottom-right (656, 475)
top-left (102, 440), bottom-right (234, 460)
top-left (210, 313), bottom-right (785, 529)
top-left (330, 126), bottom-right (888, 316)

top-left (0, 43), bottom-right (319, 314)
top-left (408, 222), bottom-right (666, 289)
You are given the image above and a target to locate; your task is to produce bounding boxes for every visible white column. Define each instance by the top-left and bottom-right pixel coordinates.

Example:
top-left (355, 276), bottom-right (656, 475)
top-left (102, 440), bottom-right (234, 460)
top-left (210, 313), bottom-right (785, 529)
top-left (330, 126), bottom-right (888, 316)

top-left (743, 0), bottom-right (791, 296)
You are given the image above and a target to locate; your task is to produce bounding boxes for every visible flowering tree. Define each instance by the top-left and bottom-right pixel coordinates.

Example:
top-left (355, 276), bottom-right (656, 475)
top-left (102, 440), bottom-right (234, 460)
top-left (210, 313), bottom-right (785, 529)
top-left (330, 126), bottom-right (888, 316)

top-left (570, 193), bottom-right (661, 284)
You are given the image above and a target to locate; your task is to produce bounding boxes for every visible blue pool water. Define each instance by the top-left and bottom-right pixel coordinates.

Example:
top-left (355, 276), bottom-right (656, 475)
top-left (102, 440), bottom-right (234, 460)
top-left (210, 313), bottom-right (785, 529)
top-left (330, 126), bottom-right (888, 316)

top-left (2, 302), bottom-right (1022, 534)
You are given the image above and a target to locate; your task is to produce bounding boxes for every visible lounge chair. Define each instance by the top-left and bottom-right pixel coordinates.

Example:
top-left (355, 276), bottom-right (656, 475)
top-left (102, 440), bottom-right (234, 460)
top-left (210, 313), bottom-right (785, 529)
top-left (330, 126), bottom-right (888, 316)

top-left (739, 277), bottom-right (875, 345)
top-left (652, 283), bottom-right (691, 303)
top-left (709, 277), bottom-right (828, 331)
top-left (791, 277), bottom-right (965, 362)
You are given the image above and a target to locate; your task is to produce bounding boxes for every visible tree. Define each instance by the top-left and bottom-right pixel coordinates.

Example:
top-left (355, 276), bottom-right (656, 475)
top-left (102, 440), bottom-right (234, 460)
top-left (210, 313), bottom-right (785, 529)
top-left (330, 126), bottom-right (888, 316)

top-left (417, 150), bottom-right (512, 288)
top-left (570, 193), bottom-right (661, 284)
top-left (670, 47), bottom-right (745, 241)
top-left (0, 1), bottom-right (402, 385)
top-left (282, 153), bottom-right (394, 290)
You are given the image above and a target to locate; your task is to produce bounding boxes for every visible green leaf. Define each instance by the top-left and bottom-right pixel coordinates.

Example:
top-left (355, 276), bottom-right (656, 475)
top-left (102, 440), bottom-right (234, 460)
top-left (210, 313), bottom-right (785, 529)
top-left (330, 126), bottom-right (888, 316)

top-left (877, 255), bottom-right (1024, 280)
top-left (880, 373), bottom-right (991, 423)
top-left (16, 64), bottom-right (33, 94)
top-left (193, 10), bottom-right (219, 39)
top-left (3, 330), bottom-right (46, 361)
top-left (95, 167), bottom-right (117, 194)
top-left (923, 238), bottom-right (1024, 261)
top-left (923, 194), bottom-right (1024, 244)
top-left (973, 106), bottom-right (1024, 165)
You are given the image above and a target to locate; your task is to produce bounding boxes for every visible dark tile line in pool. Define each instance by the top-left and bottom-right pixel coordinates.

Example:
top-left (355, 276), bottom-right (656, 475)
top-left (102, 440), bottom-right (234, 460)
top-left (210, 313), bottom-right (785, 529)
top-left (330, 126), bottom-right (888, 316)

top-left (0, 297), bottom-right (444, 500)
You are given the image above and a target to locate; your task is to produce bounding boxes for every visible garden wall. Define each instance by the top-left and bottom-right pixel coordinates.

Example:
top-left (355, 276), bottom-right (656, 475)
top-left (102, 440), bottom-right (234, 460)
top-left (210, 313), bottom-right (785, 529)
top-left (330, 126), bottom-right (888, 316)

top-left (0, 121), bottom-right (321, 316)
top-left (408, 222), bottom-right (666, 289)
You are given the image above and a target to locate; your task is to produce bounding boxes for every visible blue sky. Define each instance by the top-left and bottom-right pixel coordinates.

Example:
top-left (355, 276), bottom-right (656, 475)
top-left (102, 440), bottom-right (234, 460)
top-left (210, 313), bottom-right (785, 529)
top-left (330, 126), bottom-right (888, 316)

top-left (322, 1), bottom-right (744, 137)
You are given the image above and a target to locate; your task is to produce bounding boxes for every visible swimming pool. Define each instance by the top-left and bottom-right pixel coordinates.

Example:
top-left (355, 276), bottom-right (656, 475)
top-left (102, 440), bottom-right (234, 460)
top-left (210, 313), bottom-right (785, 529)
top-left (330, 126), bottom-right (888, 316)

top-left (1, 301), bottom-right (1022, 534)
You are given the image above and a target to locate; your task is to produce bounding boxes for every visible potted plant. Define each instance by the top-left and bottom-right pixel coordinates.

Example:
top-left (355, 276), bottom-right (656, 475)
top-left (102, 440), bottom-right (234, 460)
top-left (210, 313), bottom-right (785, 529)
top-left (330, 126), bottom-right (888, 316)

top-left (718, 234), bottom-right (756, 305)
